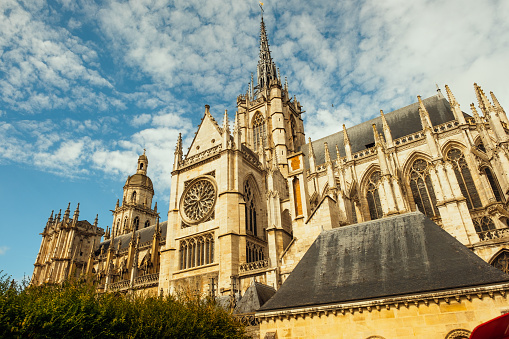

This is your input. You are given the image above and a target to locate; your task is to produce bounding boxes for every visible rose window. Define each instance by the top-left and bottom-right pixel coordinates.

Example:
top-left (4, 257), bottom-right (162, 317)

top-left (181, 178), bottom-right (217, 224)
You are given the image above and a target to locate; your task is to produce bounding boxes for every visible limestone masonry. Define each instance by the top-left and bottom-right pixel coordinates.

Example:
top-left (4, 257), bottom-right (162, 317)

top-left (32, 14), bottom-right (509, 339)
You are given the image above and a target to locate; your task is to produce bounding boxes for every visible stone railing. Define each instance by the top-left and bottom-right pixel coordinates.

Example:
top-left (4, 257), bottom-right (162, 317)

top-left (352, 146), bottom-right (377, 160)
top-left (181, 144), bottom-right (222, 168)
top-left (109, 279), bottom-right (130, 291)
top-left (478, 228), bottom-right (509, 242)
top-left (394, 132), bottom-right (425, 146)
top-left (433, 120), bottom-right (459, 133)
top-left (239, 259), bottom-right (269, 273)
top-left (134, 273), bottom-right (159, 287)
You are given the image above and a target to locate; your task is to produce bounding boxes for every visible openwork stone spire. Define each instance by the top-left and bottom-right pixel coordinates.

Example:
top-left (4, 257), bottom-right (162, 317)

top-left (256, 16), bottom-right (278, 91)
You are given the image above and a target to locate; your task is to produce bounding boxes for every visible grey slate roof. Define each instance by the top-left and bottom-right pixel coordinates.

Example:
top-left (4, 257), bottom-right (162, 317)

top-left (234, 281), bottom-right (276, 314)
top-left (96, 221), bottom-right (167, 254)
top-left (258, 212), bottom-right (509, 312)
top-left (301, 93), bottom-right (463, 167)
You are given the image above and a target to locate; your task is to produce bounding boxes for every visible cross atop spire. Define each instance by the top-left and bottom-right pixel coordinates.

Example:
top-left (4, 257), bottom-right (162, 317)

top-left (256, 13), bottom-right (278, 92)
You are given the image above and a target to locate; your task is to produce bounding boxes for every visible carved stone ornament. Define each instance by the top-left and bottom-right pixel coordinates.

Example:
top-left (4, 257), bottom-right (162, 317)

top-left (180, 176), bottom-right (217, 224)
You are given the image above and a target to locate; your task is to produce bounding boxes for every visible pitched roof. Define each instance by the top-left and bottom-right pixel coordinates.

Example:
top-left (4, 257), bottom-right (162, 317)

top-left (96, 221), bottom-right (167, 254)
top-left (259, 212), bottom-right (509, 312)
top-left (300, 93), bottom-right (460, 167)
top-left (234, 281), bottom-right (276, 314)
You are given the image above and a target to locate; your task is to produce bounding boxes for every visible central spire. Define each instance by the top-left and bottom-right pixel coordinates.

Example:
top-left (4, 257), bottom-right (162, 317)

top-left (256, 15), bottom-right (278, 92)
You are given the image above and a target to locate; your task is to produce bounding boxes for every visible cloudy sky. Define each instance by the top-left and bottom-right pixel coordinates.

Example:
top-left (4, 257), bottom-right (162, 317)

top-left (1, 0), bottom-right (508, 281)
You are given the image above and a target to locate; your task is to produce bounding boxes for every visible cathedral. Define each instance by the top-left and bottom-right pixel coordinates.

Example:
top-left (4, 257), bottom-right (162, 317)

top-left (32, 14), bottom-right (509, 339)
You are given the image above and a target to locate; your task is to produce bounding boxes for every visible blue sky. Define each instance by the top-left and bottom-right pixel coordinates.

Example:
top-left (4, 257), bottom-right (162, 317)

top-left (1, 0), bottom-right (508, 281)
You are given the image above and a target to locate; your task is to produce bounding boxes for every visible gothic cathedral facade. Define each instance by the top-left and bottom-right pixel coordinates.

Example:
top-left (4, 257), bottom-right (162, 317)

top-left (34, 16), bottom-right (509, 299)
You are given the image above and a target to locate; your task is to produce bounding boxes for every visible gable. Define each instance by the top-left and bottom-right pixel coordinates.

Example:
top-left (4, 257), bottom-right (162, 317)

top-left (186, 112), bottom-right (222, 158)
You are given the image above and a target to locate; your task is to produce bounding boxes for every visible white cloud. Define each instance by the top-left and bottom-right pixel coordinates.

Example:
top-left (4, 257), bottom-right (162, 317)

top-left (0, 246), bottom-right (8, 255)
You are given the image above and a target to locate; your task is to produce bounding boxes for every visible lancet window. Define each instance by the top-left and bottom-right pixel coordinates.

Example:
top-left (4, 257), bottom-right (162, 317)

top-left (409, 159), bottom-right (440, 218)
top-left (366, 171), bottom-right (383, 220)
top-left (253, 112), bottom-right (267, 151)
top-left (123, 217), bottom-right (129, 234)
top-left (144, 220), bottom-right (150, 228)
top-left (244, 179), bottom-right (258, 237)
top-left (446, 148), bottom-right (482, 209)
top-left (246, 241), bottom-right (265, 263)
top-left (179, 233), bottom-right (214, 270)
top-left (133, 217), bottom-right (140, 231)
top-left (483, 167), bottom-right (504, 203)
top-left (131, 191), bottom-right (137, 203)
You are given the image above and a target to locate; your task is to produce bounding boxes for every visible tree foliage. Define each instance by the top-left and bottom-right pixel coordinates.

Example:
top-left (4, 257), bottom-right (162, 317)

top-left (0, 271), bottom-right (247, 338)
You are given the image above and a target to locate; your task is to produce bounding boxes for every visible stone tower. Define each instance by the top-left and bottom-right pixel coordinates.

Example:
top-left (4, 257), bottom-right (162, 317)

top-left (110, 151), bottom-right (158, 237)
top-left (236, 15), bottom-right (306, 171)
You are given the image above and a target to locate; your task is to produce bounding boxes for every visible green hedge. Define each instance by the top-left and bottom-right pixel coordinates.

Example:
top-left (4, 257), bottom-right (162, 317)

top-left (0, 272), bottom-right (247, 338)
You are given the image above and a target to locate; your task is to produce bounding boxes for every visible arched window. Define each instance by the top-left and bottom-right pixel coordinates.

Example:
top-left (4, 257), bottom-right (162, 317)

top-left (483, 167), bottom-right (504, 203)
top-left (446, 148), bottom-right (481, 209)
top-left (131, 191), bottom-right (137, 203)
top-left (244, 180), bottom-right (257, 236)
top-left (133, 217), bottom-right (140, 231)
top-left (253, 112), bottom-right (267, 152)
top-left (444, 329), bottom-right (471, 339)
top-left (409, 159), bottom-right (440, 218)
top-left (123, 218), bottom-right (129, 234)
top-left (179, 234), bottom-right (214, 270)
top-left (491, 250), bottom-right (509, 274)
top-left (144, 220), bottom-right (150, 228)
top-left (366, 171), bottom-right (383, 220)
top-left (473, 216), bottom-right (497, 241)
top-left (246, 241), bottom-right (265, 263)
top-left (116, 219), bottom-right (120, 236)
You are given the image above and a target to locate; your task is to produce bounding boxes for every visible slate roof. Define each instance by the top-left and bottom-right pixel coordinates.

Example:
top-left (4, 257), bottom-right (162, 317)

top-left (300, 93), bottom-right (464, 167)
top-left (96, 221), bottom-right (167, 254)
top-left (234, 281), bottom-right (276, 314)
top-left (258, 212), bottom-right (509, 312)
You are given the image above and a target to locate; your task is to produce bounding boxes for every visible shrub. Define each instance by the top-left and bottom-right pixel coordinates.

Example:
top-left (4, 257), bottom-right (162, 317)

top-left (0, 272), bottom-right (247, 338)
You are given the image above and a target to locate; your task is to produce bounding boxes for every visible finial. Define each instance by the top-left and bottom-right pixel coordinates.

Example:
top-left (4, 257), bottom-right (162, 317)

top-left (324, 142), bottom-right (331, 163)
top-left (64, 202), bottom-right (71, 220)
top-left (444, 84), bottom-right (457, 105)
top-left (93, 214), bottom-right (98, 227)
top-left (343, 124), bottom-right (351, 145)
top-left (223, 110), bottom-right (229, 134)
top-left (372, 124), bottom-right (380, 144)
top-left (73, 203), bottom-right (80, 219)
top-left (154, 202), bottom-right (158, 213)
top-left (48, 210), bottom-right (54, 222)
top-left (116, 199), bottom-right (119, 209)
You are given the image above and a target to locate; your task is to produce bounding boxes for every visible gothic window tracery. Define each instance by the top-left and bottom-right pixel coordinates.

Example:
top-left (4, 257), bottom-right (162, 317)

top-left (180, 177), bottom-right (217, 225)
top-left (473, 216), bottom-right (497, 241)
top-left (446, 148), bottom-right (482, 209)
top-left (123, 218), bottom-right (129, 234)
top-left (144, 220), bottom-right (150, 228)
top-left (409, 159), bottom-right (440, 218)
top-left (491, 250), bottom-right (509, 274)
top-left (179, 233), bottom-right (214, 270)
top-left (133, 217), bottom-right (140, 231)
top-left (366, 171), bottom-right (383, 220)
top-left (246, 241), bottom-right (265, 263)
top-left (253, 112), bottom-right (267, 151)
top-left (244, 179), bottom-right (258, 237)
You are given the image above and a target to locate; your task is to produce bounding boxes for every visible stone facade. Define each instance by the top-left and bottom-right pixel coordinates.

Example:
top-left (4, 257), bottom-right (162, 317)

top-left (32, 13), bottom-right (509, 338)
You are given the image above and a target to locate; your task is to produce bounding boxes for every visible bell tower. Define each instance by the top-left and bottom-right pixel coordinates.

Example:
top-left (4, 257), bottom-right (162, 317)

top-left (236, 12), bottom-right (305, 170)
top-left (111, 150), bottom-right (158, 237)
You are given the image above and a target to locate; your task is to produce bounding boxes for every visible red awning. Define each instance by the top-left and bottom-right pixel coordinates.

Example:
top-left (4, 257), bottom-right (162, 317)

top-left (470, 313), bottom-right (509, 339)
